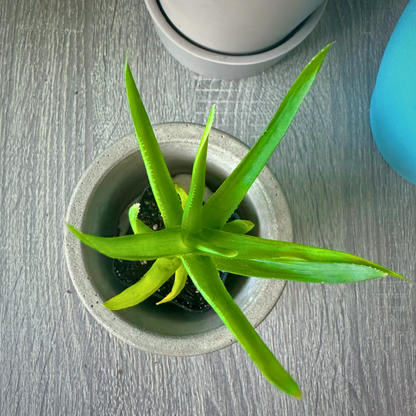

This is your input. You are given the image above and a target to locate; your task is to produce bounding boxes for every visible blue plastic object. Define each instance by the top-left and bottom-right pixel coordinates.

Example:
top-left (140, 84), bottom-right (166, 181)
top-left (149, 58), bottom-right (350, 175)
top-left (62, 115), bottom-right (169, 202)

top-left (370, 0), bottom-right (416, 185)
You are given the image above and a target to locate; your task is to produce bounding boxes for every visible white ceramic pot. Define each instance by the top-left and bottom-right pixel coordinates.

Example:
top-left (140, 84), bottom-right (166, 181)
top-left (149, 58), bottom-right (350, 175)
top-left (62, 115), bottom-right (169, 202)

top-left (159, 0), bottom-right (325, 55)
top-left (145, 0), bottom-right (328, 79)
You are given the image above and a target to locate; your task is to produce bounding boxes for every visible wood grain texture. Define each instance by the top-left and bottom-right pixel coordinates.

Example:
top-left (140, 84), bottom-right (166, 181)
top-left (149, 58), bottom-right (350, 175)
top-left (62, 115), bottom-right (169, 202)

top-left (1, 0), bottom-right (415, 415)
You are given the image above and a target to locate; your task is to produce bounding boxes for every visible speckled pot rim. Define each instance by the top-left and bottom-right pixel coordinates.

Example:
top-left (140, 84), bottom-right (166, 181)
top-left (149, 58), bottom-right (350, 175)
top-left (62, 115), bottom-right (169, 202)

top-left (64, 123), bottom-right (293, 357)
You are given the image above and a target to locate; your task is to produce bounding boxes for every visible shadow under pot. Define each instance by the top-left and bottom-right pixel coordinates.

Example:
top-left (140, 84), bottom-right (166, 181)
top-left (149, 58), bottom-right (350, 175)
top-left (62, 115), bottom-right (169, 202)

top-left (64, 123), bottom-right (293, 357)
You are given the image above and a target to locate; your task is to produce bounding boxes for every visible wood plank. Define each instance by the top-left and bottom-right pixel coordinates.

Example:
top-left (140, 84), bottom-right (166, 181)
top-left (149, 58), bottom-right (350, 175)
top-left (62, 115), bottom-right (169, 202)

top-left (0, 0), bottom-right (414, 414)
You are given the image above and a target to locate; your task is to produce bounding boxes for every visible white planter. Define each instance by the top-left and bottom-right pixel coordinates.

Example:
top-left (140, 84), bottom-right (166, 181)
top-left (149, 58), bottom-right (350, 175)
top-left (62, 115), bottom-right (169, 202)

top-left (145, 0), bottom-right (327, 79)
top-left (159, 0), bottom-right (326, 55)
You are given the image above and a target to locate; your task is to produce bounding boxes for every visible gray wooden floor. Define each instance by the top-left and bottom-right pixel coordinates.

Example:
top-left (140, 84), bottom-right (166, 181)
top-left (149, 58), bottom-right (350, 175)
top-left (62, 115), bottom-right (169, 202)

top-left (1, 0), bottom-right (415, 415)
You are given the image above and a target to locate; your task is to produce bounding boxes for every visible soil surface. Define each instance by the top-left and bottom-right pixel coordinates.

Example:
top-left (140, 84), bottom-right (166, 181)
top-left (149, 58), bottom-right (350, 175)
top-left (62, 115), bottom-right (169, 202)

top-left (113, 186), bottom-right (235, 313)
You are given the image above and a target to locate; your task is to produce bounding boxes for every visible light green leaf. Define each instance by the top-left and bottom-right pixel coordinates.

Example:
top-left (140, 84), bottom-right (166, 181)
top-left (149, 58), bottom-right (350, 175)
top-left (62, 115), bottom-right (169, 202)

top-left (175, 184), bottom-right (188, 211)
top-left (104, 257), bottom-right (181, 310)
top-left (156, 263), bottom-right (188, 305)
top-left (67, 224), bottom-right (192, 260)
top-left (201, 45), bottom-right (332, 230)
top-left (220, 220), bottom-right (254, 235)
top-left (199, 228), bottom-right (407, 280)
top-left (186, 233), bottom-right (237, 258)
top-left (125, 61), bottom-right (182, 227)
top-left (182, 105), bottom-right (215, 239)
top-left (181, 254), bottom-right (301, 398)
top-left (213, 258), bottom-right (389, 283)
top-left (128, 203), bottom-right (152, 234)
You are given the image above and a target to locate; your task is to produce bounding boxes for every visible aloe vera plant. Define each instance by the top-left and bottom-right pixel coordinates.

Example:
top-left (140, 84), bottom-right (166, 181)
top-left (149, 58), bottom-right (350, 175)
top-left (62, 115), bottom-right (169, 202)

top-left (68, 45), bottom-right (407, 398)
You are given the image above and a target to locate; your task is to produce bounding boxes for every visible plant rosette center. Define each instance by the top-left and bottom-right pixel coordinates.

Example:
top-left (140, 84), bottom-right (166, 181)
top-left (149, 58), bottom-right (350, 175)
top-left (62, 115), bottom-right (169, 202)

top-left (113, 177), bottom-right (236, 313)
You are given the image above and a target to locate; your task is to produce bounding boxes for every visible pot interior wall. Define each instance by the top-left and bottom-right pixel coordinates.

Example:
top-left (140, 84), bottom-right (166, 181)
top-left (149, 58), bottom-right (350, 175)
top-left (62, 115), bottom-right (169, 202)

top-left (82, 145), bottom-right (261, 337)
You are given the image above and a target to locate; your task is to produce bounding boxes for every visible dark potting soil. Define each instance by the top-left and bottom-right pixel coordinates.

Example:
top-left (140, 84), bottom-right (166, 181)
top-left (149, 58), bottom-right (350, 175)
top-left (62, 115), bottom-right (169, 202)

top-left (113, 186), bottom-right (237, 313)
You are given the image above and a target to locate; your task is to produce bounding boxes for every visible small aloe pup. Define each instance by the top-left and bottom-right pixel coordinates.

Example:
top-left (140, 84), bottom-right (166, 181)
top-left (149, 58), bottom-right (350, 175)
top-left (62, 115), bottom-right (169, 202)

top-left (68, 44), bottom-right (407, 398)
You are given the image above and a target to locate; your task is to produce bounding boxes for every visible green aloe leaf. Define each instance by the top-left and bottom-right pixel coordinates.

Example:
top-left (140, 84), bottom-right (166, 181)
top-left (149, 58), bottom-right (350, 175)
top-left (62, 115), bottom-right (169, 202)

top-left (128, 203), bottom-right (153, 234)
top-left (67, 225), bottom-right (191, 260)
top-left (186, 233), bottom-right (238, 258)
top-left (199, 228), bottom-right (406, 279)
top-left (213, 258), bottom-right (390, 283)
top-left (156, 263), bottom-right (188, 305)
top-left (104, 257), bottom-right (181, 310)
top-left (126, 61), bottom-right (182, 227)
top-left (220, 220), bottom-right (254, 235)
top-left (182, 105), bottom-right (216, 240)
top-left (181, 253), bottom-right (301, 398)
top-left (175, 184), bottom-right (188, 211)
top-left (201, 44), bottom-right (332, 230)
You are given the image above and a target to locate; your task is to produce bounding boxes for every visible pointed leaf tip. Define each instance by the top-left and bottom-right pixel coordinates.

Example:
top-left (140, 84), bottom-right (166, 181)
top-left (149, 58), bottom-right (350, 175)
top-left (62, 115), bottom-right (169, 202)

top-left (181, 105), bottom-right (216, 238)
top-left (66, 225), bottom-right (190, 261)
top-left (201, 44), bottom-right (333, 230)
top-left (294, 389), bottom-right (302, 400)
top-left (129, 203), bottom-right (153, 235)
top-left (67, 224), bottom-right (81, 238)
top-left (104, 257), bottom-right (181, 310)
top-left (156, 263), bottom-right (188, 305)
top-left (181, 254), bottom-right (301, 397)
top-left (221, 220), bottom-right (255, 235)
top-left (125, 61), bottom-right (183, 227)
